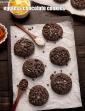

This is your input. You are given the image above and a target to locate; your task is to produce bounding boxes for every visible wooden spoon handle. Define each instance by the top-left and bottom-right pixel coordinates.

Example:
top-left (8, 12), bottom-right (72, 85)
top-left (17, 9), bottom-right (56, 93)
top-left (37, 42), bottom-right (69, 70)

top-left (11, 98), bottom-right (19, 111)
top-left (15, 23), bottom-right (36, 40)
top-left (11, 90), bottom-right (23, 111)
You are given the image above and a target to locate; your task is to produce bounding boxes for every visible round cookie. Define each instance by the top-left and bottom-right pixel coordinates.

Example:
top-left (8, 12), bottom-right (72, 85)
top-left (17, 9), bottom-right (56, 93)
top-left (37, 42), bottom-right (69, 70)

top-left (42, 24), bottom-right (63, 41)
top-left (14, 38), bottom-right (35, 58)
top-left (71, 0), bottom-right (85, 10)
top-left (50, 73), bottom-right (72, 95)
top-left (29, 85), bottom-right (49, 106)
top-left (54, 0), bottom-right (67, 3)
top-left (23, 59), bottom-right (45, 78)
top-left (50, 47), bottom-right (70, 66)
top-left (18, 79), bottom-right (28, 91)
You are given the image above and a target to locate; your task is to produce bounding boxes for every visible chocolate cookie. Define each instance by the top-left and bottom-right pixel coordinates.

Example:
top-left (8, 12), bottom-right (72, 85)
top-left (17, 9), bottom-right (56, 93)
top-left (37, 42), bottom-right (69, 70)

top-left (71, 0), bottom-right (85, 10)
top-left (29, 85), bottom-right (49, 106)
top-left (14, 38), bottom-right (35, 58)
top-left (42, 24), bottom-right (63, 41)
top-left (54, 0), bottom-right (67, 3)
top-left (23, 59), bottom-right (45, 78)
top-left (50, 47), bottom-right (70, 66)
top-left (50, 73), bottom-right (72, 95)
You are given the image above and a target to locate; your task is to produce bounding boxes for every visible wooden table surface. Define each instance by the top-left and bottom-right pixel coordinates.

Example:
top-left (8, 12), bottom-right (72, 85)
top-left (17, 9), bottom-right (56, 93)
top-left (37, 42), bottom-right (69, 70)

top-left (0, 1), bottom-right (85, 111)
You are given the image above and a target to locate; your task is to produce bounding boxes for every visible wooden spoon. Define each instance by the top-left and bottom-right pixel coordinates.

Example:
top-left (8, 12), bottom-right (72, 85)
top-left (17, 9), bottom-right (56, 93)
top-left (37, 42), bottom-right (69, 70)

top-left (11, 79), bottom-right (28, 111)
top-left (15, 23), bottom-right (45, 47)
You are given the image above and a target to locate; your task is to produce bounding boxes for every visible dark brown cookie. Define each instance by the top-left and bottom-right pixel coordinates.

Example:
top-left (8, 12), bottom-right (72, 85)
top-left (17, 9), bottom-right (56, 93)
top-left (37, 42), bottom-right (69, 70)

top-left (50, 73), bottom-right (72, 95)
top-left (71, 0), bottom-right (85, 10)
top-left (29, 85), bottom-right (49, 106)
top-left (23, 59), bottom-right (45, 78)
top-left (50, 47), bottom-right (70, 66)
top-left (14, 38), bottom-right (35, 58)
top-left (42, 24), bottom-right (63, 41)
top-left (54, 0), bottom-right (67, 3)
top-left (18, 79), bottom-right (28, 91)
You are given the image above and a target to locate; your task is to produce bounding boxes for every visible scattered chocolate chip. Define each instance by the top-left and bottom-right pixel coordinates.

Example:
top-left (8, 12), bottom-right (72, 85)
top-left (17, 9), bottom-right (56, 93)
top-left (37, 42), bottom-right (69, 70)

top-left (70, 73), bottom-right (72, 76)
top-left (54, 71), bottom-right (56, 74)
top-left (47, 84), bottom-right (49, 86)
top-left (45, 65), bottom-right (47, 68)
top-left (60, 70), bottom-right (62, 73)
top-left (43, 50), bottom-right (45, 53)
top-left (15, 35), bottom-right (17, 38)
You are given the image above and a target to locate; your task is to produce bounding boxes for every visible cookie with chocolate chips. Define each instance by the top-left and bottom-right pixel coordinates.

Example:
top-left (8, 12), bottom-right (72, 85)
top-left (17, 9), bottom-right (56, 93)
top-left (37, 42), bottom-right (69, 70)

top-left (23, 59), bottom-right (45, 78)
top-left (29, 85), bottom-right (49, 106)
top-left (50, 47), bottom-right (70, 66)
top-left (50, 73), bottom-right (72, 95)
top-left (71, 0), bottom-right (85, 10)
top-left (14, 38), bottom-right (35, 58)
top-left (54, 0), bottom-right (68, 3)
top-left (42, 24), bottom-right (63, 41)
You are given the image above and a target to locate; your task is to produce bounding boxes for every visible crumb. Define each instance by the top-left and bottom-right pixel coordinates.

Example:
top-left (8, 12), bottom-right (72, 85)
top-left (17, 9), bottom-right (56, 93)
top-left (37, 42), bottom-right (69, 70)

top-left (60, 70), bottom-right (62, 73)
top-left (66, 64), bottom-right (68, 66)
top-left (69, 58), bottom-right (71, 61)
top-left (50, 74), bottom-right (54, 80)
top-left (54, 71), bottom-right (56, 74)
top-left (70, 73), bottom-right (72, 76)
top-left (43, 50), bottom-right (45, 53)
top-left (47, 84), bottom-right (49, 86)
top-left (32, 78), bottom-right (35, 81)
top-left (15, 35), bottom-right (17, 38)
top-left (45, 65), bottom-right (47, 68)
top-left (53, 41), bottom-right (56, 44)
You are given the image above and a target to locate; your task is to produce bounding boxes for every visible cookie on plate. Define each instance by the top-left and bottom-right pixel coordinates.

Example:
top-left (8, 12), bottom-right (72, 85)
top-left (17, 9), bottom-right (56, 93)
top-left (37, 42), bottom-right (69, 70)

top-left (71, 0), bottom-right (85, 10)
top-left (50, 47), bottom-right (70, 66)
top-left (54, 0), bottom-right (68, 3)
top-left (42, 24), bottom-right (63, 41)
top-left (14, 38), bottom-right (35, 58)
top-left (23, 59), bottom-right (45, 78)
top-left (50, 73), bottom-right (72, 95)
top-left (29, 85), bottom-right (49, 106)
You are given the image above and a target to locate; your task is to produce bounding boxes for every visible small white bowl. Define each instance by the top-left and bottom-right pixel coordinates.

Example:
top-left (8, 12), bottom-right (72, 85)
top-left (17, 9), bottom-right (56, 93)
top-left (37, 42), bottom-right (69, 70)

top-left (8, 1), bottom-right (31, 19)
top-left (0, 23), bottom-right (8, 45)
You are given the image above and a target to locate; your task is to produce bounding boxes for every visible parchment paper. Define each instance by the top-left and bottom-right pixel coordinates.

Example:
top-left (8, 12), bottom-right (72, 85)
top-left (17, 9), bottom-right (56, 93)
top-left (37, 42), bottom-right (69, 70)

top-left (31, 0), bottom-right (85, 17)
top-left (10, 21), bottom-right (82, 111)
